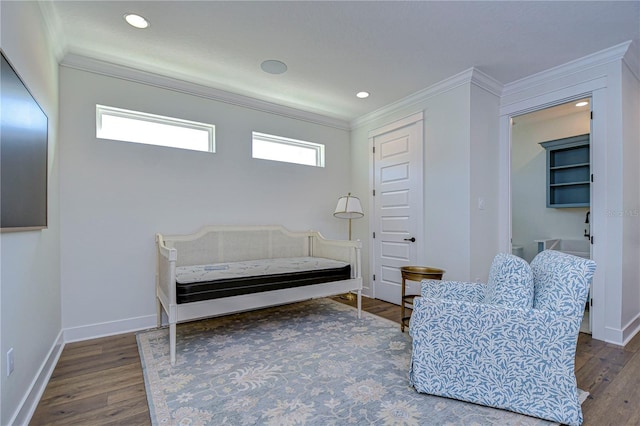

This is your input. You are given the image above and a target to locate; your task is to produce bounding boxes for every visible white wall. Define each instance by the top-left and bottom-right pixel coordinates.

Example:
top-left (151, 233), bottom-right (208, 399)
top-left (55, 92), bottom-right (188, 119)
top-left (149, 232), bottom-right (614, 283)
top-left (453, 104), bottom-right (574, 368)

top-left (620, 59), bottom-right (640, 337)
top-left (469, 83), bottom-right (501, 281)
top-left (511, 110), bottom-right (591, 262)
top-left (350, 70), bottom-right (502, 296)
top-left (421, 85), bottom-right (473, 281)
top-left (0, 2), bottom-right (61, 424)
top-left (58, 67), bottom-right (352, 338)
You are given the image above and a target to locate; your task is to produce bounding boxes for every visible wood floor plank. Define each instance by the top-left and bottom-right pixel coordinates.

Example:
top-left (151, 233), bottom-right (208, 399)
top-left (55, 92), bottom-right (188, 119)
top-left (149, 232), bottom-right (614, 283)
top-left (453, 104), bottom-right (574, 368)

top-left (107, 383), bottom-right (148, 406)
top-left (30, 393), bottom-right (109, 425)
top-left (36, 363), bottom-right (145, 407)
top-left (50, 335), bottom-right (140, 381)
top-left (51, 349), bottom-right (141, 380)
top-left (30, 296), bottom-right (640, 426)
top-left (580, 345), bottom-right (640, 425)
top-left (102, 411), bottom-right (151, 426)
top-left (575, 339), bottom-right (636, 401)
top-left (623, 330), bottom-right (640, 353)
top-left (33, 393), bottom-right (149, 426)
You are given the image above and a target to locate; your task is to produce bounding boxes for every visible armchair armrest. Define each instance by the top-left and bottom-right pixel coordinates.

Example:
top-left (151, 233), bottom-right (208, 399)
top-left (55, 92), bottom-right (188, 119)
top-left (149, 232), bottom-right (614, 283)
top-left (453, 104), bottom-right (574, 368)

top-left (420, 280), bottom-right (486, 303)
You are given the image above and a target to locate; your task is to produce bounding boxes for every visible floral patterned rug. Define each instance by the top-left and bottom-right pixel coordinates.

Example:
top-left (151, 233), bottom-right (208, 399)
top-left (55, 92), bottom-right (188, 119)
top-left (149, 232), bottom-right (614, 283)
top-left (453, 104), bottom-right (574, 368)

top-left (137, 298), bottom-right (570, 425)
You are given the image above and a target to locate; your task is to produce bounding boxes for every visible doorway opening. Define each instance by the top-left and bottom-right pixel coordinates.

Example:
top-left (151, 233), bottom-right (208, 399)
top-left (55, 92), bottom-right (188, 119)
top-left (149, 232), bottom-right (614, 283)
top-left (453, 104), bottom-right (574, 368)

top-left (510, 97), bottom-right (592, 333)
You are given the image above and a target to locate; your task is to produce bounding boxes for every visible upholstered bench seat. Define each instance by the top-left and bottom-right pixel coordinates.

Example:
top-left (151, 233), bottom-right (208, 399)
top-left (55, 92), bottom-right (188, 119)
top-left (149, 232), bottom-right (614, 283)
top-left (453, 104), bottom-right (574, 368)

top-left (175, 257), bottom-right (351, 303)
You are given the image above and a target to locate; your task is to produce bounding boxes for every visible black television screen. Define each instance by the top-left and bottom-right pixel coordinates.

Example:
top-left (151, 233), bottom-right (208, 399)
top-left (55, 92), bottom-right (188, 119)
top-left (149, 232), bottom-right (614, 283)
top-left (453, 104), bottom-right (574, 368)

top-left (1, 50), bottom-right (48, 231)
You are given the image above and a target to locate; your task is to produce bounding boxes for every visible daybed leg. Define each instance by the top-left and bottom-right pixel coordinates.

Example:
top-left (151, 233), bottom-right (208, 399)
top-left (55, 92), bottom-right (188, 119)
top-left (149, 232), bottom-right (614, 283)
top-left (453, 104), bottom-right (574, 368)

top-left (156, 298), bottom-right (162, 328)
top-left (170, 322), bottom-right (176, 366)
top-left (357, 290), bottom-right (362, 319)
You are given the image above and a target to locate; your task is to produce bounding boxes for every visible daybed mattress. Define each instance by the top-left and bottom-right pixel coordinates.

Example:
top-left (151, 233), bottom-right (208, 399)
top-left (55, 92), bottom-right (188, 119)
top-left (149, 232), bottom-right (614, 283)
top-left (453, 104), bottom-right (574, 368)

top-left (175, 256), bottom-right (351, 303)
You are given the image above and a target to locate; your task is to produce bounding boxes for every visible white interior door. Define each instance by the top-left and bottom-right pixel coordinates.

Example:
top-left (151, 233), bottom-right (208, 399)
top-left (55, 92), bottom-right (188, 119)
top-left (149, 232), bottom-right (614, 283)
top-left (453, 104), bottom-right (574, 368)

top-left (371, 113), bottom-right (424, 305)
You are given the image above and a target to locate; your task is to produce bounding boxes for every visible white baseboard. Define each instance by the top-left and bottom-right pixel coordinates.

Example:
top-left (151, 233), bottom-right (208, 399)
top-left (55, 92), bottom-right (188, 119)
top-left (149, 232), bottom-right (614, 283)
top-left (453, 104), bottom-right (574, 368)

top-left (604, 327), bottom-right (624, 346)
top-left (63, 314), bottom-right (158, 343)
top-left (10, 331), bottom-right (64, 426)
top-left (603, 313), bottom-right (640, 347)
top-left (63, 293), bottom-right (366, 343)
top-left (622, 314), bottom-right (640, 346)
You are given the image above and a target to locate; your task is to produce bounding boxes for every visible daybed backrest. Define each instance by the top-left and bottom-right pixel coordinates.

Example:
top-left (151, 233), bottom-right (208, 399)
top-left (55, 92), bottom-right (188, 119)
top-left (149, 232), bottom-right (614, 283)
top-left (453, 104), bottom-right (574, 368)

top-left (312, 239), bottom-right (356, 264)
top-left (166, 227), bottom-right (310, 267)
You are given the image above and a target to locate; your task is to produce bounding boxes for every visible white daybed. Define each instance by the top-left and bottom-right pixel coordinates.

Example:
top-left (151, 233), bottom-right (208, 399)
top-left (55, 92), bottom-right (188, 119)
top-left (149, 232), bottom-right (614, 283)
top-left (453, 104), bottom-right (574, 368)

top-left (156, 225), bottom-right (363, 365)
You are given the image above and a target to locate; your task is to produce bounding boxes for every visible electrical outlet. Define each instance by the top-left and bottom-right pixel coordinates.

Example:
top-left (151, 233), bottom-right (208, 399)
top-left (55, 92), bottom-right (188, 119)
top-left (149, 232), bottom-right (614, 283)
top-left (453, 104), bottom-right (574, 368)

top-left (478, 197), bottom-right (486, 210)
top-left (7, 348), bottom-right (14, 376)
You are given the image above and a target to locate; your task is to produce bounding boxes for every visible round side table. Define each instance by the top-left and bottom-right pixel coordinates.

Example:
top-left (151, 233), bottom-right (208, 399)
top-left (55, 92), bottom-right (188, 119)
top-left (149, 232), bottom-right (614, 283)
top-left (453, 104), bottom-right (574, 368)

top-left (400, 266), bottom-right (445, 332)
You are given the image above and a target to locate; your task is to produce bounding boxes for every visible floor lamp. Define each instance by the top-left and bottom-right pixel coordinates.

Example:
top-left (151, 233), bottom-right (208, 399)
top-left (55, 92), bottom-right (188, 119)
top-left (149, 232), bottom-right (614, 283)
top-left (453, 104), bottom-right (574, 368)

top-left (334, 193), bottom-right (364, 301)
top-left (333, 193), bottom-right (364, 240)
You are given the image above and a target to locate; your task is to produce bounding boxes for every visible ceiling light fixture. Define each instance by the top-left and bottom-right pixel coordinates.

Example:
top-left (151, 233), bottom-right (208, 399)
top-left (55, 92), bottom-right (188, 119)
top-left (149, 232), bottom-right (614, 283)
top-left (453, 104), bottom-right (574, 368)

top-left (356, 91), bottom-right (370, 99)
top-left (124, 13), bottom-right (149, 29)
top-left (575, 101), bottom-right (589, 107)
top-left (261, 60), bottom-right (288, 75)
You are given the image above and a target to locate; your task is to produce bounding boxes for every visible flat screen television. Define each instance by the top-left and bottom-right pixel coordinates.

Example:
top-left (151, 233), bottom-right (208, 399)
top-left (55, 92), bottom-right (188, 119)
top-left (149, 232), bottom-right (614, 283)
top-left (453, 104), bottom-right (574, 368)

top-left (1, 50), bottom-right (48, 232)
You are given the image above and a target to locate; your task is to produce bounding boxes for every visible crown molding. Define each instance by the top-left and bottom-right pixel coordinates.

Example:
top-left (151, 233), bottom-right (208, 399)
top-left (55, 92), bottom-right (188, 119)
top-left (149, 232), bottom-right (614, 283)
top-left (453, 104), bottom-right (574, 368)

top-left (503, 41), bottom-right (633, 99)
top-left (60, 53), bottom-right (351, 131)
top-left (37, 0), bottom-right (66, 62)
top-left (351, 67), bottom-right (503, 129)
top-left (622, 40), bottom-right (640, 82)
top-left (469, 68), bottom-right (504, 97)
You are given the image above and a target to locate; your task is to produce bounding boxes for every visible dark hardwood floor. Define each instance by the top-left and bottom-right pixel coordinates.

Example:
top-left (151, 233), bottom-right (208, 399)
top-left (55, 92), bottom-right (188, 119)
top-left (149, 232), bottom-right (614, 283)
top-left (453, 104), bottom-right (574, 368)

top-left (30, 297), bottom-right (640, 425)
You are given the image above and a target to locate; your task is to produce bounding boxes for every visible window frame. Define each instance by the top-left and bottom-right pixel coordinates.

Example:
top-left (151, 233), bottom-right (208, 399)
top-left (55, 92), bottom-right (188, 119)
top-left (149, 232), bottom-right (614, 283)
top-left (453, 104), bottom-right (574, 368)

top-left (252, 131), bottom-right (325, 168)
top-left (96, 104), bottom-right (215, 153)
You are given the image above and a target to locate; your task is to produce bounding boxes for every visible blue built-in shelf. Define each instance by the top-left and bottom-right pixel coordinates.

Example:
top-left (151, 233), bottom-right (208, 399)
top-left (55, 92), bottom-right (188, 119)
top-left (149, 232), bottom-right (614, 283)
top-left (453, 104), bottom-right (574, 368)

top-left (539, 134), bottom-right (590, 208)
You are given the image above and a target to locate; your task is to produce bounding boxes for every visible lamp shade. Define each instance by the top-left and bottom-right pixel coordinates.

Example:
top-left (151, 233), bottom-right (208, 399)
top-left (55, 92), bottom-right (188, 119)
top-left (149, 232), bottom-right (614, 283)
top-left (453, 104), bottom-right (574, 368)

top-left (334, 193), bottom-right (364, 219)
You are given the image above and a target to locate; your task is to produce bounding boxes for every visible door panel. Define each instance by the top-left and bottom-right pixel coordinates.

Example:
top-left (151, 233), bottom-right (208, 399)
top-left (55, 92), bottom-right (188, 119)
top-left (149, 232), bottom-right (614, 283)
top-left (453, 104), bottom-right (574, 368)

top-left (381, 190), bottom-right (409, 207)
top-left (381, 162), bottom-right (410, 182)
top-left (380, 241), bottom-right (411, 259)
top-left (381, 216), bottom-right (410, 232)
top-left (372, 113), bottom-right (424, 305)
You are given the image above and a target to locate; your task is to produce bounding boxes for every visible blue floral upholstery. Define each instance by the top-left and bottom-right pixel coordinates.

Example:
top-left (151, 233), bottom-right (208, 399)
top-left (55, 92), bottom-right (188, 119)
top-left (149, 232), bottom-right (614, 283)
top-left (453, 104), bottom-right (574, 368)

top-left (483, 252), bottom-right (534, 308)
top-left (532, 250), bottom-right (590, 317)
top-left (421, 279), bottom-right (486, 302)
top-left (409, 250), bottom-right (596, 426)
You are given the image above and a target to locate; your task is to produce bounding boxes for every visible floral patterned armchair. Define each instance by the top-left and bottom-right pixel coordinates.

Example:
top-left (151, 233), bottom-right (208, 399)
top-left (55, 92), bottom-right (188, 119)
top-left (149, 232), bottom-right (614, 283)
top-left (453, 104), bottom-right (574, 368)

top-left (409, 250), bottom-right (596, 426)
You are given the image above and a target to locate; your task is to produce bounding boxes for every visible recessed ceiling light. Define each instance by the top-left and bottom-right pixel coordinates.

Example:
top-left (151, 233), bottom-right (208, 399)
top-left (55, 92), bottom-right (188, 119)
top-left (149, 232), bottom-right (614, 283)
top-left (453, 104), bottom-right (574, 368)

top-left (356, 91), bottom-right (370, 99)
top-left (124, 13), bottom-right (149, 29)
top-left (575, 101), bottom-right (589, 107)
top-left (261, 60), bottom-right (287, 75)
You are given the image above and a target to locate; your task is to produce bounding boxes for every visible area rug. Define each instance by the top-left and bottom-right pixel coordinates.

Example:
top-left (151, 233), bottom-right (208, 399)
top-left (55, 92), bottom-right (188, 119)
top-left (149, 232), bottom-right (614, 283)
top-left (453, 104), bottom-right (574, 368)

top-left (137, 298), bottom-right (584, 425)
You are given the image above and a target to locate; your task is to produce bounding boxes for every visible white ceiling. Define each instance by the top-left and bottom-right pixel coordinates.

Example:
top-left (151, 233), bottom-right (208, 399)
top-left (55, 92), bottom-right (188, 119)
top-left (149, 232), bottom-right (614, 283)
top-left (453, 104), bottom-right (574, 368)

top-left (41, 1), bottom-right (640, 123)
top-left (513, 98), bottom-right (591, 126)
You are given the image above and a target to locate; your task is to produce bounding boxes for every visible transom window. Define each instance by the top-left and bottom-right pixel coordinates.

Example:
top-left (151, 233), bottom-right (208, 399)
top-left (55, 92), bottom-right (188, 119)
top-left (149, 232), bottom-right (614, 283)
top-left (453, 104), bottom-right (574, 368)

top-left (252, 131), bottom-right (325, 167)
top-left (96, 105), bottom-right (215, 153)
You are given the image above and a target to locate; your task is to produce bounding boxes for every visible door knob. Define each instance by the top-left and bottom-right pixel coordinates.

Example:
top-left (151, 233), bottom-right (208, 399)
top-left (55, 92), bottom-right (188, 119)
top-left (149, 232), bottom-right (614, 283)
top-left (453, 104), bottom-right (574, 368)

top-left (403, 237), bottom-right (416, 242)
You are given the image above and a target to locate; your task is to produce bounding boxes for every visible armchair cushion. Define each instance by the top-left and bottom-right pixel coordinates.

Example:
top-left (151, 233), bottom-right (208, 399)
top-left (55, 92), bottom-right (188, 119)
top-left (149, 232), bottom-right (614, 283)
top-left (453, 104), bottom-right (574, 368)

top-left (532, 250), bottom-right (595, 317)
top-left (483, 253), bottom-right (534, 309)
